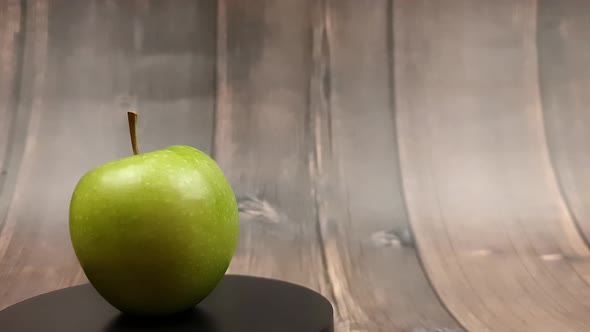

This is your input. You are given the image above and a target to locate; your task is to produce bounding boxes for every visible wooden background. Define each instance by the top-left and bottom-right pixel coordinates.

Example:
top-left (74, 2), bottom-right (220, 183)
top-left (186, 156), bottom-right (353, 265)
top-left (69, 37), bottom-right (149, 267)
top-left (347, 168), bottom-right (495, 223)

top-left (1, 0), bottom-right (590, 331)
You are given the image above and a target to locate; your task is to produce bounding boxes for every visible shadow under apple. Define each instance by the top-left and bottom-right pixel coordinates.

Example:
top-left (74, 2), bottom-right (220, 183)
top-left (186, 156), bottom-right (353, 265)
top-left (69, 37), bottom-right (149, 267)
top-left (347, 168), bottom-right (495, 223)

top-left (105, 308), bottom-right (218, 331)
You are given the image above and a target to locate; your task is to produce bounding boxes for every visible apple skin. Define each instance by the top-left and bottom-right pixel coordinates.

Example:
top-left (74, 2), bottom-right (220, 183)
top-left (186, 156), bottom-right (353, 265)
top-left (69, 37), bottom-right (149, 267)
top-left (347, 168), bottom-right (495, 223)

top-left (69, 145), bottom-right (238, 316)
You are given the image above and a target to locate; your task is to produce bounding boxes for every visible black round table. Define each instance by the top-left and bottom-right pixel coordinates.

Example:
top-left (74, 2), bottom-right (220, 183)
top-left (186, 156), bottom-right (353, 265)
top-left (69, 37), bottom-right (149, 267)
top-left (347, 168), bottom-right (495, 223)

top-left (0, 275), bottom-right (334, 332)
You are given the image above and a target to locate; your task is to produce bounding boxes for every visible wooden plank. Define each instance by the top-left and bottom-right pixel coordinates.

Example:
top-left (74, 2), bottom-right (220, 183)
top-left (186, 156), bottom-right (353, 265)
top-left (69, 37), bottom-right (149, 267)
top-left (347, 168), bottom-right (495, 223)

top-left (0, 0), bottom-right (48, 262)
top-left (215, 0), bottom-right (330, 300)
top-left (0, 0), bottom-right (21, 166)
top-left (0, 0), bottom-right (23, 222)
top-left (395, 0), bottom-right (590, 331)
top-left (310, 0), bottom-right (463, 331)
top-left (537, 1), bottom-right (590, 245)
top-left (0, 0), bottom-right (217, 309)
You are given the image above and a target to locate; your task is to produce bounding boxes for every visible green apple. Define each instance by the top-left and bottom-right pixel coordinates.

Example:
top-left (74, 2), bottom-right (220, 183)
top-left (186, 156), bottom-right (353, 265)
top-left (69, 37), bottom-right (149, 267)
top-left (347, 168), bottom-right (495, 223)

top-left (69, 112), bottom-right (238, 316)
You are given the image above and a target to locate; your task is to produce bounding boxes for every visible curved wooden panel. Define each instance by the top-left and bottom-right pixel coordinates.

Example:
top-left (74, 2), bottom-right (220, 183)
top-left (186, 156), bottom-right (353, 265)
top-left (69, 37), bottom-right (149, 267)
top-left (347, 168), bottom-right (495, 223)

top-left (0, 0), bottom-right (216, 309)
top-left (0, 0), bottom-right (21, 163)
top-left (538, 1), bottom-right (590, 246)
top-left (0, 0), bottom-right (22, 217)
top-left (215, 0), bottom-right (330, 294)
top-left (310, 1), bottom-right (462, 331)
top-left (395, 1), bottom-right (590, 331)
top-left (4, 2), bottom-right (590, 330)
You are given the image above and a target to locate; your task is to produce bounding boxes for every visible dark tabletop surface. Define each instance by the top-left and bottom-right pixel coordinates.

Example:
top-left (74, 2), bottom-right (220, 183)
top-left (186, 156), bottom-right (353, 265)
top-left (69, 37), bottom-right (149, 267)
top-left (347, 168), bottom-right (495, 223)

top-left (0, 275), bottom-right (334, 332)
top-left (1, 1), bottom-right (590, 331)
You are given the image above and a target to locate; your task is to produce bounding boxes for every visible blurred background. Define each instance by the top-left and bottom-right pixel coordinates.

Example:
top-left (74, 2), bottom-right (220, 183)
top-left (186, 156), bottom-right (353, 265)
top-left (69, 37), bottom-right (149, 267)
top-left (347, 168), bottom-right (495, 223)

top-left (1, 0), bottom-right (590, 331)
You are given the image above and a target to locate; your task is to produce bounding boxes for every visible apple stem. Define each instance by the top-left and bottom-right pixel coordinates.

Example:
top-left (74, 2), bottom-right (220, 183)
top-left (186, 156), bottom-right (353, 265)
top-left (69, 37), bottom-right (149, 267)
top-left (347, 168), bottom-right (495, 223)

top-left (127, 111), bottom-right (139, 155)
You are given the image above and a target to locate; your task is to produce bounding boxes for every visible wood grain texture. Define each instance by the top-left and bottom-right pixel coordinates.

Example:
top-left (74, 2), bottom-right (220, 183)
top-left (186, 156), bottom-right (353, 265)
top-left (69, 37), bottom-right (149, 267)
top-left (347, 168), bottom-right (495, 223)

top-left (395, 0), bottom-right (590, 331)
top-left (0, 0), bottom-right (23, 229)
top-left (0, 0), bottom-right (217, 310)
top-left (310, 0), bottom-right (462, 331)
top-left (3, 1), bottom-right (590, 331)
top-left (0, 0), bottom-right (21, 167)
top-left (538, 0), bottom-right (590, 247)
top-left (214, 0), bottom-right (330, 296)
